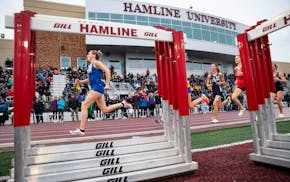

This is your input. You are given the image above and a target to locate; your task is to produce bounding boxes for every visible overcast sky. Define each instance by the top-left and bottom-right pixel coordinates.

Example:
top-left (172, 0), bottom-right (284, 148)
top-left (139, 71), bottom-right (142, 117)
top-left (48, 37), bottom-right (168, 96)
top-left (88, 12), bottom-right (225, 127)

top-left (1, 0), bottom-right (289, 62)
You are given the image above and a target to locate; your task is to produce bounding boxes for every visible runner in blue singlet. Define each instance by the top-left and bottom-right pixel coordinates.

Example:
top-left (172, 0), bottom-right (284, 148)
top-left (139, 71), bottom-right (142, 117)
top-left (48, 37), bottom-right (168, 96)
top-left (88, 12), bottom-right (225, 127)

top-left (69, 50), bottom-right (132, 136)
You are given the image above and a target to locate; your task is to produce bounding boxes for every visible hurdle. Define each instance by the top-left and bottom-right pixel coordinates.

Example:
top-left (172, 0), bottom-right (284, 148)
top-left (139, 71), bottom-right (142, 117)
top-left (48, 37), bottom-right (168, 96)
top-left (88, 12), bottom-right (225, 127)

top-left (237, 9), bottom-right (290, 168)
top-left (5, 11), bottom-right (197, 181)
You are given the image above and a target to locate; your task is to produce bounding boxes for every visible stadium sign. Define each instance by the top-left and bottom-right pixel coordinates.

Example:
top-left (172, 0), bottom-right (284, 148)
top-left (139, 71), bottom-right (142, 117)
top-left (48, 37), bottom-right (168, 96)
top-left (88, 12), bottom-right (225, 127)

top-left (123, 2), bottom-right (237, 30)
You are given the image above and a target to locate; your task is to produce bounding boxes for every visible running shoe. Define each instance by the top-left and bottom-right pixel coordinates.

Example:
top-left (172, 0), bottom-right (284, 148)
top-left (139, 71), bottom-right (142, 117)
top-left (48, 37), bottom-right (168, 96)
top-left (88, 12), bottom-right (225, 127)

top-left (69, 128), bottom-right (85, 136)
top-left (122, 100), bottom-right (133, 109)
top-left (238, 108), bottom-right (246, 116)
top-left (201, 94), bottom-right (210, 105)
top-left (211, 118), bottom-right (219, 123)
top-left (278, 113), bottom-right (284, 118)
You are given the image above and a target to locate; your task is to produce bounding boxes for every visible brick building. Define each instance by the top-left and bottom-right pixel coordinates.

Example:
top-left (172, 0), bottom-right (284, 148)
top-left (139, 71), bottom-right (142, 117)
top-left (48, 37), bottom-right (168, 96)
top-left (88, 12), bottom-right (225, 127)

top-left (0, 0), bottom-right (87, 70)
top-left (25, 0), bottom-right (87, 69)
top-left (35, 32), bottom-right (86, 69)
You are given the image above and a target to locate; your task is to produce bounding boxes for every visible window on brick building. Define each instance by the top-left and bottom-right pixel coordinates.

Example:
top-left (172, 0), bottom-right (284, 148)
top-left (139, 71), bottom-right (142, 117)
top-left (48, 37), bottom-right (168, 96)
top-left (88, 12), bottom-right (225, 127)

top-left (60, 56), bottom-right (71, 69)
top-left (77, 57), bottom-right (87, 70)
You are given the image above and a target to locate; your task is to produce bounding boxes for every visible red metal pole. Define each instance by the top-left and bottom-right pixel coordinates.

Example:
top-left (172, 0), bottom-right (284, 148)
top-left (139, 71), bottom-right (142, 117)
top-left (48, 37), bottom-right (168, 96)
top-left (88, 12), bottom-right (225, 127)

top-left (252, 39), bottom-right (266, 105)
top-left (173, 31), bottom-right (189, 116)
top-left (259, 37), bottom-right (270, 98)
top-left (154, 26), bottom-right (167, 99)
top-left (261, 35), bottom-right (276, 93)
top-left (14, 11), bottom-right (36, 127)
top-left (237, 33), bottom-right (258, 111)
top-left (155, 41), bottom-right (163, 97)
top-left (13, 10), bottom-right (36, 182)
top-left (159, 42), bottom-right (170, 101)
top-left (178, 32), bottom-right (189, 116)
top-left (160, 42), bottom-right (170, 100)
top-left (166, 42), bottom-right (174, 105)
top-left (166, 29), bottom-right (179, 110)
top-left (170, 41), bottom-right (179, 110)
top-left (255, 20), bottom-right (271, 98)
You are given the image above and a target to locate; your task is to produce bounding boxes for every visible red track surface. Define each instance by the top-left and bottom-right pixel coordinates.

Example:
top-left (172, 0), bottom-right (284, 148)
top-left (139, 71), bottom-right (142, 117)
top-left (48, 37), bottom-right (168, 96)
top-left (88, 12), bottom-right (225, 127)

top-left (1, 109), bottom-right (289, 149)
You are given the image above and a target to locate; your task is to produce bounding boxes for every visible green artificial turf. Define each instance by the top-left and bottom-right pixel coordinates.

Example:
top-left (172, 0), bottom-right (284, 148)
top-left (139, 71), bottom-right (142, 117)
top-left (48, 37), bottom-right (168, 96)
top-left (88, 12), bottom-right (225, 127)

top-left (0, 151), bottom-right (13, 177)
top-left (191, 120), bottom-right (290, 149)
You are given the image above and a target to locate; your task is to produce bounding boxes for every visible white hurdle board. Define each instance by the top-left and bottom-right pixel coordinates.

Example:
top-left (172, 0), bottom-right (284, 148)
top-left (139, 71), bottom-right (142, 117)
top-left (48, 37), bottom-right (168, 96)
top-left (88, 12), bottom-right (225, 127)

top-left (8, 135), bottom-right (197, 182)
top-left (5, 14), bottom-right (173, 42)
top-left (244, 9), bottom-right (290, 168)
top-left (5, 12), bottom-right (195, 182)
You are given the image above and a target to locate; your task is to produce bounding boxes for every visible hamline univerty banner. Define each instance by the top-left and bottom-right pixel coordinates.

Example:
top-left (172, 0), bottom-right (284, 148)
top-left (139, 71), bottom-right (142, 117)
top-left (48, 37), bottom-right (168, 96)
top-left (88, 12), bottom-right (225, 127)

top-left (85, 0), bottom-right (247, 32)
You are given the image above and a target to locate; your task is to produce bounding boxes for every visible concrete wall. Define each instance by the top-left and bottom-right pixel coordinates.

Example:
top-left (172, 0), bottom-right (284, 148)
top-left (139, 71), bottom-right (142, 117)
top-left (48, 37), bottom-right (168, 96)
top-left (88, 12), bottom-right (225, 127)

top-left (24, 0), bottom-right (85, 18)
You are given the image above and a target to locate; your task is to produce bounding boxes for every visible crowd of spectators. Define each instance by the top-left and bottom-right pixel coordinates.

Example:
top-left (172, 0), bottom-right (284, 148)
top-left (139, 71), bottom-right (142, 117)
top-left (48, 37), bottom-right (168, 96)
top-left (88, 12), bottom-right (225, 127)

top-left (0, 66), bottom-right (13, 125)
top-left (1, 63), bottom-right (290, 124)
top-left (0, 66), bottom-right (13, 105)
top-left (35, 67), bottom-right (54, 102)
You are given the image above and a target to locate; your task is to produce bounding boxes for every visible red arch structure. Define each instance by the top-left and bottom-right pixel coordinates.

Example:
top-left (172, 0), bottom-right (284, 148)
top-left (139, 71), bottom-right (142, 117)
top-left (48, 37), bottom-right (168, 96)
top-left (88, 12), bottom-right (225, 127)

top-left (6, 11), bottom-right (196, 181)
top-left (237, 9), bottom-right (290, 168)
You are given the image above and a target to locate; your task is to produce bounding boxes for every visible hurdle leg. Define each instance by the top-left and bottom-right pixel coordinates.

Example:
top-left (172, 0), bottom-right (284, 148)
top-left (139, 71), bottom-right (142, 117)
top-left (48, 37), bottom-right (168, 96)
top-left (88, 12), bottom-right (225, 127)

top-left (162, 100), bottom-right (168, 138)
top-left (264, 98), bottom-right (273, 140)
top-left (14, 126), bottom-right (30, 181)
top-left (178, 116), bottom-right (185, 156)
top-left (182, 116), bottom-right (192, 163)
top-left (267, 98), bottom-right (277, 135)
top-left (173, 110), bottom-right (180, 150)
top-left (249, 111), bottom-right (261, 154)
top-left (260, 104), bottom-right (270, 140)
top-left (164, 101), bottom-right (174, 142)
top-left (257, 105), bottom-right (266, 146)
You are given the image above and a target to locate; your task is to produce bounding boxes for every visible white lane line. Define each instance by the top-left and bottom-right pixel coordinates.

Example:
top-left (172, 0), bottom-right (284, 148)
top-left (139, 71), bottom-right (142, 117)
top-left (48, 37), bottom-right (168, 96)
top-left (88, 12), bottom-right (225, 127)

top-left (191, 140), bottom-right (253, 153)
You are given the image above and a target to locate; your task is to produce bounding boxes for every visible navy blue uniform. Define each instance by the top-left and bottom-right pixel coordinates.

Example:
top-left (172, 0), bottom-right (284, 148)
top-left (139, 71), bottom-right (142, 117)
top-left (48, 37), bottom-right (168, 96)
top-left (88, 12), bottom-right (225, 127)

top-left (274, 72), bottom-right (284, 93)
top-left (210, 73), bottom-right (223, 100)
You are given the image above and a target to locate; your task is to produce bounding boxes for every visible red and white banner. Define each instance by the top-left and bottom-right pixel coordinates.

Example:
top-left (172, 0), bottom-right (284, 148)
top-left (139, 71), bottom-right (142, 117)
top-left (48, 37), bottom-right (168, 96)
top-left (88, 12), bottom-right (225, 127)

top-left (5, 14), bottom-right (173, 42)
top-left (247, 9), bottom-right (290, 41)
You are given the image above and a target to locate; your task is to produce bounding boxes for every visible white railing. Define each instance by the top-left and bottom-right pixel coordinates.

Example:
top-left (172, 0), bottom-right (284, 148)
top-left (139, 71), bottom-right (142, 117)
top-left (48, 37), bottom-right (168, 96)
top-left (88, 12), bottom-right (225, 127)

top-left (51, 75), bottom-right (66, 97)
top-left (107, 82), bottom-right (136, 98)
